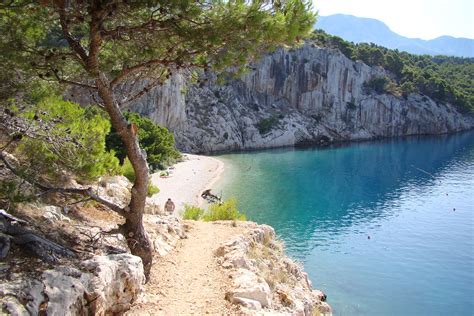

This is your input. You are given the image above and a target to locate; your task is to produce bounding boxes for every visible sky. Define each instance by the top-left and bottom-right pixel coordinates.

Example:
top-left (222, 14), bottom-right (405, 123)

top-left (313, 0), bottom-right (474, 40)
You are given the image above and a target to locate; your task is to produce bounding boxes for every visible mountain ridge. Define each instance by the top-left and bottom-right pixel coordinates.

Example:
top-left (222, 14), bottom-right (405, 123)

top-left (315, 14), bottom-right (474, 57)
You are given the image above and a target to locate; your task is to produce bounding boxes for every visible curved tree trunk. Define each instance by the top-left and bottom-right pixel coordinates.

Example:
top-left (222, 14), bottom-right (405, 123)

top-left (58, 3), bottom-right (154, 280)
top-left (96, 75), bottom-right (153, 281)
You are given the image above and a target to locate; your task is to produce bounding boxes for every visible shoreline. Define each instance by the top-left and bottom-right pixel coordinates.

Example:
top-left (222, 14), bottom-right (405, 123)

top-left (149, 153), bottom-right (225, 214)
top-left (195, 128), bottom-right (474, 156)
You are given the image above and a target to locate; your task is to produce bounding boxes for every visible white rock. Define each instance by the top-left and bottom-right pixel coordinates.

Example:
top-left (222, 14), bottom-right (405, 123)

top-left (228, 269), bottom-right (272, 308)
top-left (41, 205), bottom-right (71, 223)
top-left (83, 254), bottom-right (145, 314)
top-left (42, 267), bottom-right (89, 315)
top-left (231, 297), bottom-right (262, 310)
top-left (0, 279), bottom-right (45, 315)
top-left (121, 46), bottom-right (474, 153)
top-left (0, 254), bottom-right (145, 315)
top-left (98, 175), bottom-right (132, 207)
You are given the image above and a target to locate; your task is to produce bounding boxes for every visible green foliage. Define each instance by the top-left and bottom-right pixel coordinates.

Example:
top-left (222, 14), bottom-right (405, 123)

top-left (1, 1), bottom-right (316, 95)
top-left (0, 179), bottom-right (33, 203)
top-left (311, 30), bottom-right (474, 111)
top-left (346, 100), bottom-right (357, 110)
top-left (147, 183), bottom-right (160, 197)
top-left (256, 116), bottom-right (280, 135)
top-left (202, 198), bottom-right (246, 221)
top-left (182, 204), bottom-right (205, 220)
top-left (120, 158), bottom-right (160, 197)
top-left (107, 112), bottom-right (181, 171)
top-left (121, 158), bottom-right (136, 182)
top-left (363, 77), bottom-right (390, 94)
top-left (16, 96), bottom-right (120, 182)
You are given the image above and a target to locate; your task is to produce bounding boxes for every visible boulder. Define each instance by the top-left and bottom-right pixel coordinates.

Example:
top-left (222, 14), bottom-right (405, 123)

top-left (82, 254), bottom-right (145, 314)
top-left (42, 267), bottom-right (90, 315)
top-left (0, 254), bottom-right (145, 315)
top-left (98, 175), bottom-right (132, 207)
top-left (217, 224), bottom-right (332, 315)
top-left (227, 269), bottom-right (272, 308)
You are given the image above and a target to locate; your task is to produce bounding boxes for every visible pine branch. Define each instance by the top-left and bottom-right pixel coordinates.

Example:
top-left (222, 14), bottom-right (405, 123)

top-left (0, 151), bottom-right (127, 217)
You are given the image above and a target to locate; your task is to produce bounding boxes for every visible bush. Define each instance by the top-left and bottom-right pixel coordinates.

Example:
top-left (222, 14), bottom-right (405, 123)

top-left (120, 158), bottom-right (159, 197)
top-left (202, 198), bottom-right (246, 221)
top-left (147, 183), bottom-right (160, 197)
top-left (363, 77), bottom-right (389, 94)
top-left (256, 116), bottom-right (280, 135)
top-left (121, 158), bottom-right (136, 182)
top-left (346, 100), bottom-right (357, 110)
top-left (16, 96), bottom-right (120, 182)
top-left (106, 111), bottom-right (181, 171)
top-left (182, 204), bottom-right (205, 220)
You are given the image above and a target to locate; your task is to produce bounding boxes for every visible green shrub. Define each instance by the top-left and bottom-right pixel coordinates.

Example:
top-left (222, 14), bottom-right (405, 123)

top-left (121, 158), bottom-right (136, 182)
top-left (106, 112), bottom-right (181, 171)
top-left (147, 183), bottom-right (160, 197)
top-left (346, 101), bottom-right (357, 110)
top-left (363, 77), bottom-right (390, 94)
top-left (202, 198), bottom-right (246, 221)
top-left (182, 204), bottom-right (205, 220)
top-left (0, 179), bottom-right (33, 203)
top-left (256, 116), bottom-right (280, 135)
top-left (120, 158), bottom-right (159, 197)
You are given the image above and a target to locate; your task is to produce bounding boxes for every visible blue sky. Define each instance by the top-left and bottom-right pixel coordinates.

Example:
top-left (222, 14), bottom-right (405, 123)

top-left (313, 0), bottom-right (474, 40)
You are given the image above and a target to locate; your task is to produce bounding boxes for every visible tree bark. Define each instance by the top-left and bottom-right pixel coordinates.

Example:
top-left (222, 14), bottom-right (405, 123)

top-left (0, 210), bottom-right (75, 262)
top-left (56, 1), bottom-right (153, 280)
top-left (95, 74), bottom-right (153, 281)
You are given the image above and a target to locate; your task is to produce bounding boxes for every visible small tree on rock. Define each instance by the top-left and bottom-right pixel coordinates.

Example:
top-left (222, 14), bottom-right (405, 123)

top-left (0, 0), bottom-right (315, 280)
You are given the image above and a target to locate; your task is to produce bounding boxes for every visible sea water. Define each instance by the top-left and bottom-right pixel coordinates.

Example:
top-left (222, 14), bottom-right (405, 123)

top-left (215, 131), bottom-right (474, 316)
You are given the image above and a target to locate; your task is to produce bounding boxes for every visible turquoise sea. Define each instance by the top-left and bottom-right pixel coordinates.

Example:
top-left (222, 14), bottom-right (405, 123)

top-left (215, 131), bottom-right (474, 316)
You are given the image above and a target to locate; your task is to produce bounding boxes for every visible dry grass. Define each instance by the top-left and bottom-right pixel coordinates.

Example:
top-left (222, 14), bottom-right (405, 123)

top-left (247, 237), bottom-right (296, 290)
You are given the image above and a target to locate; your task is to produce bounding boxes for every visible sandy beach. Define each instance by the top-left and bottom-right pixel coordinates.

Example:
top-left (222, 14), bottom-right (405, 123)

top-left (149, 154), bottom-right (224, 214)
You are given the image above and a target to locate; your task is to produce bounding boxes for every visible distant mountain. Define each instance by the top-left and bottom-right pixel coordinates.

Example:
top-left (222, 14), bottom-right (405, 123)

top-left (315, 14), bottom-right (474, 57)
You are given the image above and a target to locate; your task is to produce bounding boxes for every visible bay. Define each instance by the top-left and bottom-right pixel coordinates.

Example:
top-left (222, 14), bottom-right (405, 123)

top-left (215, 131), bottom-right (474, 316)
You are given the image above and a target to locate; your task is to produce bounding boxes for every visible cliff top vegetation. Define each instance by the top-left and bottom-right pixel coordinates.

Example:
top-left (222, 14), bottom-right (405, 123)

top-left (311, 30), bottom-right (474, 112)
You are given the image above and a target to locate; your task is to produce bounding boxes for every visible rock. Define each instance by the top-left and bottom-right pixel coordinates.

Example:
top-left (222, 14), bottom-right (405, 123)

top-left (0, 232), bottom-right (11, 259)
top-left (217, 224), bottom-right (332, 315)
top-left (120, 45), bottom-right (474, 154)
top-left (41, 205), bottom-right (71, 223)
top-left (42, 267), bottom-right (90, 315)
top-left (249, 224), bottom-right (275, 244)
top-left (145, 199), bottom-right (162, 215)
top-left (215, 236), bottom-right (252, 269)
top-left (231, 297), bottom-right (262, 310)
top-left (227, 269), bottom-right (272, 308)
top-left (82, 254), bottom-right (145, 314)
top-left (0, 279), bottom-right (45, 315)
top-left (98, 175), bottom-right (132, 207)
top-left (0, 254), bottom-right (145, 315)
top-left (143, 214), bottom-right (186, 257)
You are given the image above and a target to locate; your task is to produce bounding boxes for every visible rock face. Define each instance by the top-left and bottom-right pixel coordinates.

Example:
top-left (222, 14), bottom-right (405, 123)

top-left (0, 176), bottom-right (187, 315)
top-left (216, 224), bottom-right (332, 315)
top-left (128, 45), bottom-right (474, 153)
top-left (0, 254), bottom-right (145, 315)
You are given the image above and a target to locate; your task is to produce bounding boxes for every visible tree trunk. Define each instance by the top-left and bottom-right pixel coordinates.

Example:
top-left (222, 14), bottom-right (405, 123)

top-left (96, 74), bottom-right (153, 281)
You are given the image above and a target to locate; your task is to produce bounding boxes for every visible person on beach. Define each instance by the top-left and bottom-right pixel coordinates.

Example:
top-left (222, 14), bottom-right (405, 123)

top-left (165, 198), bottom-right (175, 214)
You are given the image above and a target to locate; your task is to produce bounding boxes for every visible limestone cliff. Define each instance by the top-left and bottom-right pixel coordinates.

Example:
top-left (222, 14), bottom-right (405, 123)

top-left (129, 44), bottom-right (474, 153)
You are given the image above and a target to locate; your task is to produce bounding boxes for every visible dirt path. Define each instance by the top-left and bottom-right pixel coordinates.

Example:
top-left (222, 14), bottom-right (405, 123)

top-left (126, 221), bottom-right (245, 315)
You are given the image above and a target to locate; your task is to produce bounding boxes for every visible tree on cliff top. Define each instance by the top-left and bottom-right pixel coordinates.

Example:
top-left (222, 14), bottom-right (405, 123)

top-left (0, 0), bottom-right (315, 280)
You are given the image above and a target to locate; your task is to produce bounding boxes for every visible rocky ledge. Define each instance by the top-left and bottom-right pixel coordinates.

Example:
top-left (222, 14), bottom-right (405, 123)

top-left (216, 223), bottom-right (332, 315)
top-left (0, 176), bottom-right (186, 315)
